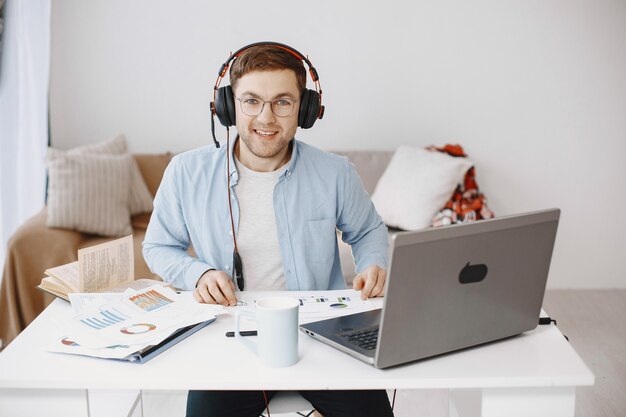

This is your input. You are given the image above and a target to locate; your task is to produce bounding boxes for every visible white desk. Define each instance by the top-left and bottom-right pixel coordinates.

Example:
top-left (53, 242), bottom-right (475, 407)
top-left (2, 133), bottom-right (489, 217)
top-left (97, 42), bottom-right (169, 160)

top-left (0, 296), bottom-right (594, 417)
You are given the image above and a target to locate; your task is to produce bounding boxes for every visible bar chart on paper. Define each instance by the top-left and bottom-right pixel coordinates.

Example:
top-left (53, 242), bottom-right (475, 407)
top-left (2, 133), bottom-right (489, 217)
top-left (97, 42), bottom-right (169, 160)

top-left (128, 289), bottom-right (174, 312)
top-left (79, 308), bottom-right (131, 330)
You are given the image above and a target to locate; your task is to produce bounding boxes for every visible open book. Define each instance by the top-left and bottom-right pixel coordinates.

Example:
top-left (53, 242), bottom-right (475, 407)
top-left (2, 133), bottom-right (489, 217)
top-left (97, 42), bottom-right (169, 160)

top-left (38, 235), bottom-right (170, 301)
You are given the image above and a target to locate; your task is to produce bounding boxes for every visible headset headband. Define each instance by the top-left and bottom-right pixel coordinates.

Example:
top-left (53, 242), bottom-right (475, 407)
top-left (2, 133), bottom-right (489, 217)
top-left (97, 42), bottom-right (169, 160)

top-left (217, 42), bottom-right (320, 81)
top-left (211, 41), bottom-right (324, 119)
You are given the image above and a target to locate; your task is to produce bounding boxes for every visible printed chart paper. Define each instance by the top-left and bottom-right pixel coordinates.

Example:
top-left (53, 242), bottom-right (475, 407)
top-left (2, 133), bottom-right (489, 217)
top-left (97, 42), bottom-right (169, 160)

top-left (237, 289), bottom-right (377, 323)
top-left (49, 285), bottom-right (225, 359)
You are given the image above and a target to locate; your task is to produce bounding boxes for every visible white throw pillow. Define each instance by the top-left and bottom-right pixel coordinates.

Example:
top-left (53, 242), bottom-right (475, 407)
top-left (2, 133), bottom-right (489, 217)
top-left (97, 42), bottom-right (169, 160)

top-left (47, 134), bottom-right (153, 215)
top-left (371, 146), bottom-right (473, 230)
top-left (46, 153), bottom-right (133, 236)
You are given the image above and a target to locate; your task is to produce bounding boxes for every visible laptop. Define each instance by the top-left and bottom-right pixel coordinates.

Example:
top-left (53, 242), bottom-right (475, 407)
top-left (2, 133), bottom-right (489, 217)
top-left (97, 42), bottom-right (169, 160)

top-left (300, 209), bottom-right (560, 368)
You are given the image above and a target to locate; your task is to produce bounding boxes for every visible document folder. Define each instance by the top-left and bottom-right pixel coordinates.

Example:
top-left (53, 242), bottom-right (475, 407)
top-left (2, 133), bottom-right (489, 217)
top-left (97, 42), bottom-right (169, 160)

top-left (124, 318), bottom-right (216, 364)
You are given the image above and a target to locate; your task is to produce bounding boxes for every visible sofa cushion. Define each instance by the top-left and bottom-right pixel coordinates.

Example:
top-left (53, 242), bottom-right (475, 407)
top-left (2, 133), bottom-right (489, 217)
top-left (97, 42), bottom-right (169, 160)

top-left (47, 134), bottom-right (153, 215)
top-left (331, 150), bottom-right (394, 195)
top-left (133, 152), bottom-right (174, 197)
top-left (371, 145), bottom-right (473, 230)
top-left (46, 153), bottom-right (134, 236)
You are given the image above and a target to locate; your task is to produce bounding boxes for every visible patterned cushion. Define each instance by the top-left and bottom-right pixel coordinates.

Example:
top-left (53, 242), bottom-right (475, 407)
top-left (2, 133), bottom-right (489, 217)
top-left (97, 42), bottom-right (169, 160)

top-left (46, 153), bottom-right (133, 236)
top-left (47, 134), bottom-right (153, 215)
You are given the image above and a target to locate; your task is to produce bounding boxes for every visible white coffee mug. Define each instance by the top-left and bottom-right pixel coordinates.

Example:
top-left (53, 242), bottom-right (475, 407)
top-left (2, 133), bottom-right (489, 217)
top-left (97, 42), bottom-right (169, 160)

top-left (235, 296), bottom-right (300, 367)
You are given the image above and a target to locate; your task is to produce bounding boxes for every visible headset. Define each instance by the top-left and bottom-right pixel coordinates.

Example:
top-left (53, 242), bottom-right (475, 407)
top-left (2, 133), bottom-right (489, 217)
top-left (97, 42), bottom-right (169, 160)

top-left (209, 41), bottom-right (325, 147)
top-left (209, 42), bottom-right (325, 292)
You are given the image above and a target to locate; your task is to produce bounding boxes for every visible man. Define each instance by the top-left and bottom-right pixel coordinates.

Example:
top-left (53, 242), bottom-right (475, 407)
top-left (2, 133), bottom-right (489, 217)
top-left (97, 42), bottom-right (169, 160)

top-left (143, 42), bottom-right (394, 417)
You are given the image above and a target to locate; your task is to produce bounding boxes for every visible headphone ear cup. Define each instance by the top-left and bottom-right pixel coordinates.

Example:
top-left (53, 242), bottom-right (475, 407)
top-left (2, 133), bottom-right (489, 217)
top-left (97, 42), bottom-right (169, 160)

top-left (215, 85), bottom-right (236, 127)
top-left (298, 89), bottom-right (320, 129)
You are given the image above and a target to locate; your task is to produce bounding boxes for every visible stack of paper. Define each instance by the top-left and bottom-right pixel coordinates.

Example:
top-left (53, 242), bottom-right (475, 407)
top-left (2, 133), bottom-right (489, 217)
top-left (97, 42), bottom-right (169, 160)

top-left (48, 285), bottom-right (225, 361)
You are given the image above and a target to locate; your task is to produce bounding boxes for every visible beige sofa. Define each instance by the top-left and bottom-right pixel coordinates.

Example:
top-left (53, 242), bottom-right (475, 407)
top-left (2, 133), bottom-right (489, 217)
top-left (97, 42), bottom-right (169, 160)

top-left (0, 150), bottom-right (393, 347)
top-left (0, 153), bottom-right (171, 347)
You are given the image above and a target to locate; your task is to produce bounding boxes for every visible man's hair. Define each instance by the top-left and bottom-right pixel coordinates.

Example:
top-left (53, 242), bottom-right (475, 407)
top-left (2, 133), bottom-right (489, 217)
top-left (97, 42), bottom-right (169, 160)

top-left (229, 45), bottom-right (307, 94)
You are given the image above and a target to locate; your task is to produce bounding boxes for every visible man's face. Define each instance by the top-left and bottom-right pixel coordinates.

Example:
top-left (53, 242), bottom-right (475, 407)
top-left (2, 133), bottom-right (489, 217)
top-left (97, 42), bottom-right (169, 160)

top-left (233, 69), bottom-right (300, 167)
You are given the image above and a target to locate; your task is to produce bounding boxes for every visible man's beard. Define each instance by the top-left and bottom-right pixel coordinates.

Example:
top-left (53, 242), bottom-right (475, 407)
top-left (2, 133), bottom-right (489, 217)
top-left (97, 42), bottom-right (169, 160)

top-left (239, 133), bottom-right (293, 160)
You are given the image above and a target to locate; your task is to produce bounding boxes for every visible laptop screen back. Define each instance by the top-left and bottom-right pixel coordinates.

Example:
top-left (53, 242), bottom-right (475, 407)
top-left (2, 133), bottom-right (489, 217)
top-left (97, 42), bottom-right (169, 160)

top-left (375, 209), bottom-right (559, 368)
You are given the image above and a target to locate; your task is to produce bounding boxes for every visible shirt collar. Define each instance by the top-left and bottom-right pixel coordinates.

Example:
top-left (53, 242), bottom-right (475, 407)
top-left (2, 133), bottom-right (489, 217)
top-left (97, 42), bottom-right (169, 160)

top-left (227, 135), bottom-right (238, 179)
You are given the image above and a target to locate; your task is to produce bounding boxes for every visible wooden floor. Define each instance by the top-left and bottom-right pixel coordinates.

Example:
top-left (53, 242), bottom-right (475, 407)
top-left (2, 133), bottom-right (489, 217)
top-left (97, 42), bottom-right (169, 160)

top-left (129, 290), bottom-right (626, 416)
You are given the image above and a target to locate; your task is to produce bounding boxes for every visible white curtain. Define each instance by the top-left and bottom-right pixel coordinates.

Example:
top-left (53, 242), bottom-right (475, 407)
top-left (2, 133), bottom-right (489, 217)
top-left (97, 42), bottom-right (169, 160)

top-left (0, 0), bottom-right (50, 281)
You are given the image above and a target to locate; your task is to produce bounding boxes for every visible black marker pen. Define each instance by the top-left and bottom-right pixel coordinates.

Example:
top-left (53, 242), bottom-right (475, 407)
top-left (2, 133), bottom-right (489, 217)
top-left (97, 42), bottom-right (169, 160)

top-left (225, 330), bottom-right (257, 337)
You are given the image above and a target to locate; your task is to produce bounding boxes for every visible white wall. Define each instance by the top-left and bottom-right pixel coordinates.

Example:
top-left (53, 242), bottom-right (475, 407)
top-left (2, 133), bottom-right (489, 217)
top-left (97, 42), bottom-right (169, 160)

top-left (49, 0), bottom-right (626, 289)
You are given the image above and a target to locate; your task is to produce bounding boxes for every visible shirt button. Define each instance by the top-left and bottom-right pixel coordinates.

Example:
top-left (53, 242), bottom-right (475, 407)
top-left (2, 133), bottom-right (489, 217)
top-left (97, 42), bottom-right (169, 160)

top-left (225, 265), bottom-right (230, 270)
top-left (228, 230), bottom-right (233, 236)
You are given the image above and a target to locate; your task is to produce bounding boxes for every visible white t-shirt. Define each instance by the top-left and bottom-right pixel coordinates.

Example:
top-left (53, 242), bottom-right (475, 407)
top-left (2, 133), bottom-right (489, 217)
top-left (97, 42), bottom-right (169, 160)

top-left (234, 158), bottom-right (287, 290)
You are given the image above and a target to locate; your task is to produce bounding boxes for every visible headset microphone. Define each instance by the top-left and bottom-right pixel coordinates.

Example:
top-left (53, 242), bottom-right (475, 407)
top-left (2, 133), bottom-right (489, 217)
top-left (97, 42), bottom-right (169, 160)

top-left (210, 111), bottom-right (221, 148)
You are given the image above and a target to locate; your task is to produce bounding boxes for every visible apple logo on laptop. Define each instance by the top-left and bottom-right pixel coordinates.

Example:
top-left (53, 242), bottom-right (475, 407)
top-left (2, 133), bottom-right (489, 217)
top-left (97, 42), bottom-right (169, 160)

top-left (459, 262), bottom-right (488, 284)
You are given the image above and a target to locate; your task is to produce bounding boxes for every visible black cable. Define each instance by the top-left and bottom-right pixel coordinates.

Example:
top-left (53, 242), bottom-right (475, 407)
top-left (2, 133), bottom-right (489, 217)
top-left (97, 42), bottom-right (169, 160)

top-left (225, 131), bottom-right (245, 291)
top-left (262, 390), bottom-right (270, 417)
top-left (539, 317), bottom-right (556, 326)
top-left (538, 316), bottom-right (569, 341)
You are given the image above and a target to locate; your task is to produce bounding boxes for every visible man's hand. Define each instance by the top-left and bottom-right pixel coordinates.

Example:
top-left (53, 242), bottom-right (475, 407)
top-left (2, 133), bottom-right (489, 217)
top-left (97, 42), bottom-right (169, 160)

top-left (352, 265), bottom-right (387, 300)
top-left (194, 270), bottom-right (237, 306)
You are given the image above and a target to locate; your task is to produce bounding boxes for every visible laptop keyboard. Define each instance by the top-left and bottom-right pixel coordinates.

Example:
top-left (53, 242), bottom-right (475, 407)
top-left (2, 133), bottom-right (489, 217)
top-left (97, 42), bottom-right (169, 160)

top-left (340, 327), bottom-right (379, 350)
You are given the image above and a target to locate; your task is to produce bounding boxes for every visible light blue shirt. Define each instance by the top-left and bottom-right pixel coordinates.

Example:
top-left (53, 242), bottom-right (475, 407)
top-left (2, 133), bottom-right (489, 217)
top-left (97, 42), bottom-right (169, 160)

top-left (142, 138), bottom-right (388, 291)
